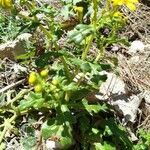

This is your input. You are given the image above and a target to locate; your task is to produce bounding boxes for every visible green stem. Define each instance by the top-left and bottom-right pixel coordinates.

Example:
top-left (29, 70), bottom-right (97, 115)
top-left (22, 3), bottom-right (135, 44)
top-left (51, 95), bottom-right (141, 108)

top-left (40, 25), bottom-right (71, 81)
top-left (61, 56), bottom-right (72, 82)
top-left (94, 47), bottom-right (105, 62)
top-left (65, 91), bottom-right (71, 101)
top-left (81, 35), bottom-right (94, 60)
top-left (92, 0), bottom-right (98, 28)
top-left (0, 113), bottom-right (17, 144)
top-left (40, 24), bottom-right (61, 52)
top-left (81, 0), bottom-right (98, 60)
top-left (39, 25), bottom-right (53, 40)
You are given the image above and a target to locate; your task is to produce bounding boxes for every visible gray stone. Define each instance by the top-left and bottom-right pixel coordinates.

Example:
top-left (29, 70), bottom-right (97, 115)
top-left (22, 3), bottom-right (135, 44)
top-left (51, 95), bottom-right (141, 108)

top-left (0, 33), bottom-right (32, 60)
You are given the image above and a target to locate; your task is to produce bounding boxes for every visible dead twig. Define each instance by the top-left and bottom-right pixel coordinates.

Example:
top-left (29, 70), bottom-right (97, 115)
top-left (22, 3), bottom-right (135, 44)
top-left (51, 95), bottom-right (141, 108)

top-left (0, 79), bottom-right (26, 94)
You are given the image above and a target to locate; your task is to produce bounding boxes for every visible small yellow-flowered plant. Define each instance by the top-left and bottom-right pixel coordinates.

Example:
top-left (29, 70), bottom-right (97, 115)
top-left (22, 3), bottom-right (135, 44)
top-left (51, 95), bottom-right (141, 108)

top-left (28, 69), bottom-right (49, 93)
top-left (111, 0), bottom-right (138, 11)
top-left (113, 11), bottom-right (128, 21)
top-left (28, 72), bottom-right (37, 85)
top-left (113, 11), bottom-right (124, 17)
top-left (34, 84), bottom-right (43, 93)
top-left (40, 69), bottom-right (49, 78)
top-left (73, 6), bottom-right (83, 14)
top-left (73, 6), bottom-right (83, 22)
top-left (0, 0), bottom-right (13, 8)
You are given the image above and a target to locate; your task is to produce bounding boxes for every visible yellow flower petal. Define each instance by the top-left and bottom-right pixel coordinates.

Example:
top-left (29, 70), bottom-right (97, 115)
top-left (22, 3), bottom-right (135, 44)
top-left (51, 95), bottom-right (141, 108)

top-left (112, 0), bottom-right (124, 6)
top-left (28, 72), bottom-right (37, 85)
top-left (130, 0), bottom-right (138, 3)
top-left (40, 69), bottom-right (49, 77)
top-left (126, 2), bottom-right (136, 11)
top-left (4, 0), bottom-right (12, 8)
top-left (34, 84), bottom-right (43, 93)
top-left (113, 11), bottom-right (123, 17)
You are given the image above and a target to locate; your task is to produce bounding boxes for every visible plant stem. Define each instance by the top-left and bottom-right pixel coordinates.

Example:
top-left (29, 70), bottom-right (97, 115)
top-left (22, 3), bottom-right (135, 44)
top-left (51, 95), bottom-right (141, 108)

top-left (0, 113), bottom-right (17, 144)
top-left (94, 47), bottom-right (105, 62)
top-left (81, 35), bottom-right (94, 60)
top-left (81, 0), bottom-right (98, 60)
top-left (39, 25), bottom-right (53, 40)
top-left (92, 0), bottom-right (98, 28)
top-left (40, 25), bottom-right (72, 81)
top-left (61, 56), bottom-right (72, 82)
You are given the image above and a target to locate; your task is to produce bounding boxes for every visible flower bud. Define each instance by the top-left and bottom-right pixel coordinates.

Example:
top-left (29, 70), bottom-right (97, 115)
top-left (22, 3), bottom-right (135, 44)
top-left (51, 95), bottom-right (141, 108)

top-left (34, 84), bottom-right (43, 93)
top-left (28, 72), bottom-right (37, 85)
top-left (40, 69), bottom-right (49, 78)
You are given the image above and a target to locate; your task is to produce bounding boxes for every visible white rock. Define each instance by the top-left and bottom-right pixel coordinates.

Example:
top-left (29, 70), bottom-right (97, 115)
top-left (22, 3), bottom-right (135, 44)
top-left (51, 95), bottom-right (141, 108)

top-left (144, 44), bottom-right (150, 51)
top-left (111, 45), bottom-right (119, 52)
top-left (17, 33), bottom-right (32, 41)
top-left (111, 94), bottom-right (142, 123)
top-left (129, 40), bottom-right (145, 54)
top-left (0, 41), bottom-right (25, 60)
top-left (11, 64), bottom-right (27, 74)
top-left (96, 71), bottom-right (143, 123)
top-left (36, 13), bottom-right (45, 20)
top-left (143, 91), bottom-right (150, 104)
top-left (130, 56), bottom-right (140, 64)
top-left (98, 72), bottom-right (126, 98)
top-left (19, 11), bottom-right (30, 17)
top-left (0, 33), bottom-right (32, 60)
top-left (46, 140), bottom-right (60, 150)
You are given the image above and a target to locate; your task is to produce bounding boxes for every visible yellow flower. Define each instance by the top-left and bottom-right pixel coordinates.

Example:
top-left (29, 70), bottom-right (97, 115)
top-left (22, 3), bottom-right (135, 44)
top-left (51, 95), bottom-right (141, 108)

top-left (40, 69), bottom-right (49, 78)
top-left (113, 11), bottom-right (124, 17)
top-left (126, 1), bottom-right (137, 11)
top-left (4, 0), bottom-right (12, 8)
top-left (111, 0), bottom-right (124, 6)
top-left (34, 84), bottom-right (43, 93)
top-left (73, 6), bottom-right (83, 22)
top-left (111, 0), bottom-right (138, 11)
top-left (0, 0), bottom-right (13, 8)
top-left (52, 79), bottom-right (59, 86)
top-left (73, 6), bottom-right (83, 13)
top-left (28, 72), bottom-right (37, 85)
top-left (113, 11), bottom-right (128, 20)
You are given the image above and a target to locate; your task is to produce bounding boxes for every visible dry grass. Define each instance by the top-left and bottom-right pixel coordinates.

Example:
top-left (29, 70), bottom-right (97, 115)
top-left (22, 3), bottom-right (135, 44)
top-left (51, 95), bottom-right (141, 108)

top-left (122, 3), bottom-right (150, 43)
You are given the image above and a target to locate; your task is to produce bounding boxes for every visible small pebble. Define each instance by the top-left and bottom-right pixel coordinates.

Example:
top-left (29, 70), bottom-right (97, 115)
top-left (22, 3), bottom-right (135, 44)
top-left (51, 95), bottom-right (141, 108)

top-left (129, 40), bottom-right (145, 54)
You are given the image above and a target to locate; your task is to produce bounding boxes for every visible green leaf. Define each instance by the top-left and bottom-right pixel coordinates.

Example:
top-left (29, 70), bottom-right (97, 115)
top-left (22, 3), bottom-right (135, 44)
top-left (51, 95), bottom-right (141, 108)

top-left (82, 99), bottom-right (107, 115)
top-left (93, 142), bottom-right (116, 150)
top-left (42, 119), bottom-right (73, 149)
top-left (70, 88), bottom-right (91, 101)
top-left (103, 125), bottom-right (113, 136)
top-left (63, 82), bottom-right (78, 92)
top-left (42, 119), bottom-right (62, 139)
top-left (67, 24), bottom-right (94, 44)
top-left (0, 143), bottom-right (6, 150)
top-left (106, 119), bottom-right (133, 149)
top-left (30, 7), bottom-right (56, 16)
top-left (79, 115), bottom-right (90, 134)
top-left (91, 74), bottom-right (107, 85)
top-left (18, 92), bottom-right (44, 111)
top-left (21, 136), bottom-right (36, 150)
top-left (41, 106), bottom-right (75, 148)
top-left (138, 129), bottom-right (150, 146)
top-left (100, 63), bottom-right (111, 70)
top-left (87, 127), bottom-right (103, 143)
top-left (67, 58), bottom-right (106, 74)
top-left (81, 62), bottom-right (92, 73)
top-left (16, 51), bottom-right (35, 60)
top-left (0, 93), bottom-right (6, 107)
top-left (35, 51), bottom-right (62, 68)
